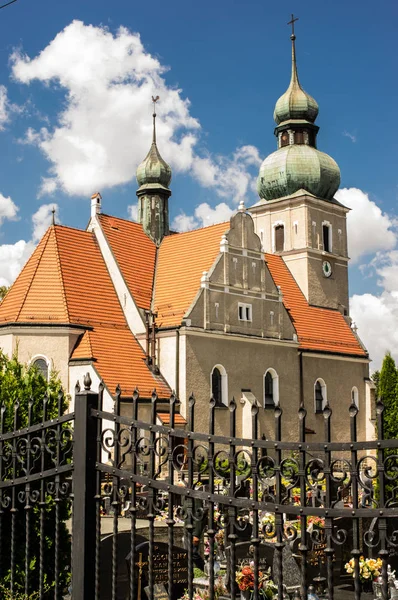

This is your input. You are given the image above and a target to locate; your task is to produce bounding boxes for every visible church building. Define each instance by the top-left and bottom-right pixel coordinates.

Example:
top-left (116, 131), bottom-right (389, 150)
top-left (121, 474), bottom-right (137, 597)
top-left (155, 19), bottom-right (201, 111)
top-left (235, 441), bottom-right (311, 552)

top-left (0, 29), bottom-right (374, 441)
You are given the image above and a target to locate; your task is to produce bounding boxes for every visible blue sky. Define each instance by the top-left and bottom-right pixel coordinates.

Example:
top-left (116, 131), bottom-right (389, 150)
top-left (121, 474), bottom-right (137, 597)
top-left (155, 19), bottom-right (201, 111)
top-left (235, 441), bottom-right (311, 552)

top-left (0, 0), bottom-right (397, 367)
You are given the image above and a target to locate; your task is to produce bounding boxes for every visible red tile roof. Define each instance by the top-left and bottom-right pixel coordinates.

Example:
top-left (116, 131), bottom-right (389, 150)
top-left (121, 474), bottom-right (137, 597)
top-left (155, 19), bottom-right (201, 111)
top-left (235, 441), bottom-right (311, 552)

top-left (97, 214), bottom-right (156, 310)
top-left (0, 225), bottom-right (170, 397)
top-left (154, 222), bottom-right (228, 327)
top-left (265, 253), bottom-right (367, 357)
top-left (157, 412), bottom-right (187, 426)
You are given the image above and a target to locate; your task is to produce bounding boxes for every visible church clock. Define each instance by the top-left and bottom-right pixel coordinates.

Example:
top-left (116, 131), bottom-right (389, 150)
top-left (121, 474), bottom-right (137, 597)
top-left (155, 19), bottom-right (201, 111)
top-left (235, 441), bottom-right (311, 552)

top-left (322, 260), bottom-right (332, 278)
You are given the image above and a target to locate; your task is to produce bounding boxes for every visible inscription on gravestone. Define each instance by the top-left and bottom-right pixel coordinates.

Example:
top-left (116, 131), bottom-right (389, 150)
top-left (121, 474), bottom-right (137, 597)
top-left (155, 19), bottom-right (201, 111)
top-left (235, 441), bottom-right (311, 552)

top-left (128, 540), bottom-right (188, 600)
top-left (144, 583), bottom-right (169, 600)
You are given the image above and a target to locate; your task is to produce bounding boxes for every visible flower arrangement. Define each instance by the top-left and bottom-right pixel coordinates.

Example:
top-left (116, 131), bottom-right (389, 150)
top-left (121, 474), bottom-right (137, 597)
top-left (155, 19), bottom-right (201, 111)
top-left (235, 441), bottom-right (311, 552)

top-left (236, 564), bottom-right (277, 599)
top-left (307, 516), bottom-right (325, 529)
top-left (180, 575), bottom-right (226, 600)
top-left (344, 556), bottom-right (382, 582)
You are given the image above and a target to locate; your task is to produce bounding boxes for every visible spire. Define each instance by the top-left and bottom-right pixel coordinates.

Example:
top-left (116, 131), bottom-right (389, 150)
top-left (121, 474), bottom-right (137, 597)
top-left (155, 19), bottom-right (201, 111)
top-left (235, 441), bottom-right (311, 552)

top-left (288, 14), bottom-right (299, 85)
top-left (136, 97), bottom-right (172, 245)
top-left (273, 16), bottom-right (319, 126)
top-left (152, 95), bottom-right (159, 144)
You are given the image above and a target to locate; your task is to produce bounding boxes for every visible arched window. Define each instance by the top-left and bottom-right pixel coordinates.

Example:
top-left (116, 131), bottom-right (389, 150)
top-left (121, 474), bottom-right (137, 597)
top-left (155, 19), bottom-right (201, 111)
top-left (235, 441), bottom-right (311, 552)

top-left (32, 357), bottom-right (49, 381)
top-left (264, 369), bottom-right (279, 408)
top-left (281, 131), bottom-right (289, 147)
top-left (351, 386), bottom-right (359, 408)
top-left (211, 365), bottom-right (228, 406)
top-left (314, 378), bottom-right (327, 413)
top-left (274, 225), bottom-right (284, 252)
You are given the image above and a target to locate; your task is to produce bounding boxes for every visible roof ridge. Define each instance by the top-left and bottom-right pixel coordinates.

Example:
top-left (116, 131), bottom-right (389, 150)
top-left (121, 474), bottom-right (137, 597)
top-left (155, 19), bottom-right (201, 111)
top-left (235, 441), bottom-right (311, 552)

top-left (15, 227), bottom-right (52, 321)
top-left (53, 226), bottom-right (70, 322)
top-left (166, 221), bottom-right (229, 239)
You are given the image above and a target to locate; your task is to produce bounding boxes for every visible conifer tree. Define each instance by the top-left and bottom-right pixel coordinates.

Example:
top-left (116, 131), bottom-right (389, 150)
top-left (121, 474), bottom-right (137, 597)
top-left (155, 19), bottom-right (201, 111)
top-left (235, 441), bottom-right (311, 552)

top-left (379, 351), bottom-right (398, 440)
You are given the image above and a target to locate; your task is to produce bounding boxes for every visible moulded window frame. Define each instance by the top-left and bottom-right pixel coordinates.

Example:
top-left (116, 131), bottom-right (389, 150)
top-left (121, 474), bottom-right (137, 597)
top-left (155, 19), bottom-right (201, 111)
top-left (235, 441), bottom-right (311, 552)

top-left (264, 368), bottom-right (279, 408)
top-left (314, 378), bottom-right (327, 413)
top-left (238, 302), bottom-right (252, 322)
top-left (322, 221), bottom-right (333, 254)
top-left (351, 386), bottom-right (359, 409)
top-left (210, 364), bottom-right (228, 407)
top-left (272, 221), bottom-right (285, 253)
top-left (30, 354), bottom-right (51, 382)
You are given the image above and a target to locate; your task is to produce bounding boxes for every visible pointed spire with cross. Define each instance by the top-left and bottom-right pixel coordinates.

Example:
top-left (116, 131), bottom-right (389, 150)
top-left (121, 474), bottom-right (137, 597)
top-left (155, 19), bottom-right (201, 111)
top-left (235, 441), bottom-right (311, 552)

top-left (152, 95), bottom-right (159, 144)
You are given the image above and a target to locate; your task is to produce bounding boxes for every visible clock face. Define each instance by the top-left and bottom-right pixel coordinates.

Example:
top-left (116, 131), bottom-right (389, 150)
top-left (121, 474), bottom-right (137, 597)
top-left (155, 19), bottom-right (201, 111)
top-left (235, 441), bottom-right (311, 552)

top-left (322, 260), bottom-right (332, 278)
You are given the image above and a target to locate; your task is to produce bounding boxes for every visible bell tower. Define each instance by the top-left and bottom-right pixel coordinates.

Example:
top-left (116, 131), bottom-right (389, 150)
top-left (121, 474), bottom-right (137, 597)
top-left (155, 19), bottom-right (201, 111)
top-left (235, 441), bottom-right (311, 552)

top-left (136, 96), bottom-right (172, 246)
top-left (251, 15), bottom-right (350, 315)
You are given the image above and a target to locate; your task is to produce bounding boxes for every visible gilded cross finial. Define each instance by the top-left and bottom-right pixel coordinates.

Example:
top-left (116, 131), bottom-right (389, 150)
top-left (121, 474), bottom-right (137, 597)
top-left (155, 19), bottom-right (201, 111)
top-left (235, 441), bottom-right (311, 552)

top-left (151, 95), bottom-right (160, 144)
top-left (288, 13), bottom-right (299, 39)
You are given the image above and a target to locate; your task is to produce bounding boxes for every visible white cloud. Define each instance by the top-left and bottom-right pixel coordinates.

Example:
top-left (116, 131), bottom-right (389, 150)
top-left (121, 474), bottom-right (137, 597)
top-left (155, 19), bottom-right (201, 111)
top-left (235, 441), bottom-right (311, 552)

top-left (337, 188), bottom-right (396, 264)
top-left (32, 203), bottom-right (59, 243)
top-left (11, 21), bottom-right (259, 203)
top-left (342, 131), bottom-right (357, 143)
top-left (128, 204), bottom-right (138, 221)
top-left (0, 85), bottom-right (21, 131)
top-left (0, 240), bottom-right (35, 287)
top-left (0, 193), bottom-right (19, 224)
top-left (350, 291), bottom-right (398, 371)
top-left (172, 202), bottom-right (234, 232)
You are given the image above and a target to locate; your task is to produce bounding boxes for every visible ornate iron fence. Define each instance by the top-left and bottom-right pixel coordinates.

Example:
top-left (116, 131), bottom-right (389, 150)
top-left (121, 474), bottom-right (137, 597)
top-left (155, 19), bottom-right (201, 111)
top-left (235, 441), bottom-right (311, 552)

top-left (0, 375), bottom-right (397, 600)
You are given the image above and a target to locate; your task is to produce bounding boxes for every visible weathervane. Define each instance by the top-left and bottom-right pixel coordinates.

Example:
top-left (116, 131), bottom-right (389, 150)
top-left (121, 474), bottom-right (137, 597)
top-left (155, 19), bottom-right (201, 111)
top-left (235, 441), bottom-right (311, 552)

top-left (51, 206), bottom-right (56, 226)
top-left (151, 95), bottom-right (160, 143)
top-left (288, 13), bottom-right (299, 38)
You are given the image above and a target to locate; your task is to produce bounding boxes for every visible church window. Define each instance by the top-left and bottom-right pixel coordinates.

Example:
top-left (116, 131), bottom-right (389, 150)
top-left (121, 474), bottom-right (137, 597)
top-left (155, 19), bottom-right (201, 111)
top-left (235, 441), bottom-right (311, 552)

top-left (264, 369), bottom-right (279, 407)
top-left (270, 311), bottom-right (274, 326)
top-left (351, 387), bottom-right (359, 408)
top-left (260, 230), bottom-right (264, 243)
top-left (238, 303), bottom-right (252, 322)
top-left (211, 365), bottom-right (228, 406)
top-left (281, 131), bottom-right (289, 147)
top-left (274, 225), bottom-right (284, 252)
top-left (293, 221), bottom-right (298, 235)
top-left (233, 257), bottom-right (238, 270)
top-left (32, 357), bottom-right (49, 381)
top-left (322, 223), bottom-right (332, 253)
top-left (314, 379), bottom-right (327, 413)
top-left (295, 130), bottom-right (304, 144)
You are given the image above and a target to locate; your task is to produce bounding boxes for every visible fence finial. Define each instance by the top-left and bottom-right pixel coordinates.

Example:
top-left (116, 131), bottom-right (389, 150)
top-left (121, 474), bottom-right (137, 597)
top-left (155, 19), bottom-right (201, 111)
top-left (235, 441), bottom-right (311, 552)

top-left (83, 372), bottom-right (92, 391)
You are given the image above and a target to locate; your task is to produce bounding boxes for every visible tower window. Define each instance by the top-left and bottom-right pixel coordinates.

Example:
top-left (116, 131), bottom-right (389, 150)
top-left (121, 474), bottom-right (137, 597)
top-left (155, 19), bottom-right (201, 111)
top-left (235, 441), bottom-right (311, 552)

top-left (295, 130), bottom-right (304, 145)
top-left (281, 132), bottom-right (289, 147)
top-left (274, 225), bottom-right (284, 252)
top-left (322, 224), bottom-right (332, 253)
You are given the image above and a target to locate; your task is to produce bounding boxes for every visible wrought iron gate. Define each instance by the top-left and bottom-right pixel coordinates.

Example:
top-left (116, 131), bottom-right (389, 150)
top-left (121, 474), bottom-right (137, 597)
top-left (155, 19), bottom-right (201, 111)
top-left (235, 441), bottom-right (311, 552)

top-left (0, 374), bottom-right (397, 600)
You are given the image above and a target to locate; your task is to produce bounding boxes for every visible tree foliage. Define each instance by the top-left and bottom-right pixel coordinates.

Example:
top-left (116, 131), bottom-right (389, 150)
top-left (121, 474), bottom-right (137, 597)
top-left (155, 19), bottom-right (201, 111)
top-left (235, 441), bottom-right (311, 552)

top-left (379, 352), bottom-right (398, 440)
top-left (0, 286), bottom-right (8, 302)
top-left (0, 351), bottom-right (71, 596)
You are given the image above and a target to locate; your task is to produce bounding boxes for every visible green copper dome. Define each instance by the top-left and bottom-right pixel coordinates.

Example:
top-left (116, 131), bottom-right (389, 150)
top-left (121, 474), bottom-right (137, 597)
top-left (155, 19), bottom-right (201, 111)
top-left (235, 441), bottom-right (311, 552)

top-left (274, 35), bottom-right (318, 125)
top-left (257, 145), bottom-right (340, 201)
top-left (136, 113), bottom-right (171, 191)
top-left (257, 31), bottom-right (340, 202)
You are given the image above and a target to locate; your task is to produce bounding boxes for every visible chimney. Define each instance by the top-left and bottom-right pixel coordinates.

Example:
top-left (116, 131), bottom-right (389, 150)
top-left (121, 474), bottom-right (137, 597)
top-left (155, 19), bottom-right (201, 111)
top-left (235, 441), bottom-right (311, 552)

top-left (91, 192), bottom-right (102, 217)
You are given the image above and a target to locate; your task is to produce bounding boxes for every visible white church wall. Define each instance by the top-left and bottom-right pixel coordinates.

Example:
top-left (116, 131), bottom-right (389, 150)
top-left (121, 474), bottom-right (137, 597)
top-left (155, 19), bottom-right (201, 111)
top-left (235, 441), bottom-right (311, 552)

top-left (90, 216), bottom-right (145, 335)
top-left (69, 363), bottom-right (113, 415)
top-left (0, 333), bottom-right (14, 358)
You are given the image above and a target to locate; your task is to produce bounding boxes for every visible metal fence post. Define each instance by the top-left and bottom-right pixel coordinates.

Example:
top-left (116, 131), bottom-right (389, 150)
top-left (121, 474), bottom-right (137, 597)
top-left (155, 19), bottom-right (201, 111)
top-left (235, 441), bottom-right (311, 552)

top-left (72, 373), bottom-right (99, 600)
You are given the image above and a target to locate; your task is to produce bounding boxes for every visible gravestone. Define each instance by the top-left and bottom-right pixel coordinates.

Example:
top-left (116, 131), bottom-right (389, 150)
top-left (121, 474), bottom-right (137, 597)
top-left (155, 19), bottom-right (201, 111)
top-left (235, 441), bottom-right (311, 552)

top-left (127, 540), bottom-right (188, 600)
top-left (225, 541), bottom-right (275, 593)
top-left (144, 583), bottom-right (168, 600)
top-left (100, 531), bottom-right (146, 600)
top-left (273, 544), bottom-right (301, 592)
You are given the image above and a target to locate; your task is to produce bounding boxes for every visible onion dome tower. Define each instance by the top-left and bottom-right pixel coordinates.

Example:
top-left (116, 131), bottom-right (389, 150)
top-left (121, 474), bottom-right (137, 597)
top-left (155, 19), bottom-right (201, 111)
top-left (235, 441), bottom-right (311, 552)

top-left (257, 21), bottom-right (340, 202)
top-left (136, 96), bottom-right (172, 245)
